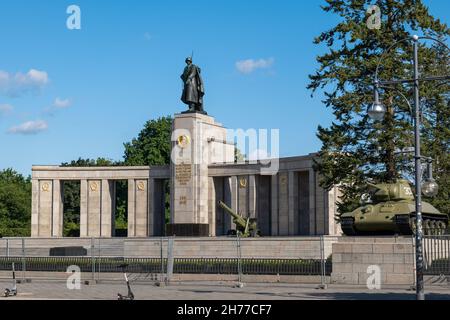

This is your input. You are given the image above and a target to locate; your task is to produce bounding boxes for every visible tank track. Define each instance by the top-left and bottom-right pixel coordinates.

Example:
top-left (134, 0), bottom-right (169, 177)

top-left (417, 215), bottom-right (447, 235)
top-left (341, 215), bottom-right (448, 236)
top-left (340, 217), bottom-right (357, 236)
top-left (394, 215), bottom-right (413, 235)
top-left (395, 214), bottom-right (448, 235)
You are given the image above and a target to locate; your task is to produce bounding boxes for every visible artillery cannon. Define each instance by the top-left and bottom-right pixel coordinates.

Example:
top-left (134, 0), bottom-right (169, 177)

top-left (218, 201), bottom-right (260, 237)
top-left (340, 180), bottom-right (448, 236)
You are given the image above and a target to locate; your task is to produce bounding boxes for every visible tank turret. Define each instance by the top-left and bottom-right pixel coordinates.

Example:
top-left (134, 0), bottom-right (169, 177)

top-left (340, 180), bottom-right (448, 236)
top-left (367, 180), bottom-right (415, 202)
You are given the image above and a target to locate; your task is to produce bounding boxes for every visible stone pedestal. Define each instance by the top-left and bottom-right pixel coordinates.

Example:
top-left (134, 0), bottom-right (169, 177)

top-left (331, 237), bottom-right (415, 286)
top-left (169, 112), bottom-right (235, 236)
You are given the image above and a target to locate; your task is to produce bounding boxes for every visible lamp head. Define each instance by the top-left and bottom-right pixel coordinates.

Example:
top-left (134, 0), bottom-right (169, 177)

top-left (422, 179), bottom-right (439, 197)
top-left (368, 102), bottom-right (386, 121)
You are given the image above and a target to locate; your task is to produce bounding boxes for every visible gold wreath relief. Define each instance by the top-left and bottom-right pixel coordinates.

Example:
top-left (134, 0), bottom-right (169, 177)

top-left (90, 182), bottom-right (98, 192)
top-left (177, 135), bottom-right (190, 149)
top-left (42, 182), bottom-right (50, 192)
top-left (137, 181), bottom-right (145, 191)
top-left (239, 178), bottom-right (247, 188)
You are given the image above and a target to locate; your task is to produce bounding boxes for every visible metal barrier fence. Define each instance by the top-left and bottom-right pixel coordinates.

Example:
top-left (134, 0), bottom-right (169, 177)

top-left (0, 257), bottom-right (330, 275)
top-left (0, 236), bottom-right (336, 285)
top-left (423, 235), bottom-right (450, 276)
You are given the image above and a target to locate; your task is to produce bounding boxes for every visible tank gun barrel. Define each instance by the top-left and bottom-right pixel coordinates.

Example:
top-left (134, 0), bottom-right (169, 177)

top-left (367, 182), bottom-right (382, 189)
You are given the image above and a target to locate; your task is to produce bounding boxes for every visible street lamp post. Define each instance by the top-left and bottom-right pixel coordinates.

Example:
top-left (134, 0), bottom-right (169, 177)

top-left (412, 35), bottom-right (425, 301)
top-left (370, 35), bottom-right (449, 301)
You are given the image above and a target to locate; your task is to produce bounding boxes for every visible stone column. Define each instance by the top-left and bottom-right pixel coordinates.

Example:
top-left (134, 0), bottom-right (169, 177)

top-left (248, 175), bottom-right (257, 219)
top-left (31, 179), bottom-right (40, 237)
top-left (222, 177), bottom-right (233, 234)
top-left (315, 171), bottom-right (326, 235)
top-left (230, 176), bottom-right (238, 230)
top-left (288, 171), bottom-right (298, 236)
top-left (135, 179), bottom-right (149, 237)
top-left (87, 180), bottom-right (102, 237)
top-left (37, 180), bottom-right (53, 237)
top-left (100, 180), bottom-right (115, 237)
top-left (309, 169), bottom-right (317, 235)
top-left (148, 178), bottom-right (155, 236)
top-left (52, 180), bottom-right (64, 237)
top-left (238, 176), bottom-right (248, 218)
top-left (271, 175), bottom-right (279, 236)
top-left (208, 177), bottom-right (216, 236)
top-left (80, 180), bottom-right (88, 237)
top-left (32, 179), bottom-right (55, 237)
top-left (127, 179), bottom-right (149, 237)
top-left (278, 173), bottom-right (289, 236)
top-left (328, 186), bottom-right (343, 235)
top-left (128, 179), bottom-right (136, 237)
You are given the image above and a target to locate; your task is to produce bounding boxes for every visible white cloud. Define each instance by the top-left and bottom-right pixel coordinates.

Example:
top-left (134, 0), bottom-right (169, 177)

top-left (8, 120), bottom-right (48, 135)
top-left (0, 104), bottom-right (13, 116)
top-left (0, 69), bottom-right (49, 97)
top-left (53, 97), bottom-right (71, 109)
top-left (236, 58), bottom-right (274, 74)
top-left (25, 69), bottom-right (48, 85)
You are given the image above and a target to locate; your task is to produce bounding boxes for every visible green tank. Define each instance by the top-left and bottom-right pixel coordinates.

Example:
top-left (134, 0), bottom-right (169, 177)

top-left (340, 180), bottom-right (448, 236)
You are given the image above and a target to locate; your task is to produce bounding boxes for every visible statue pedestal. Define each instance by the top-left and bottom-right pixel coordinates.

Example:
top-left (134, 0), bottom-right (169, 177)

top-left (168, 112), bottom-right (235, 236)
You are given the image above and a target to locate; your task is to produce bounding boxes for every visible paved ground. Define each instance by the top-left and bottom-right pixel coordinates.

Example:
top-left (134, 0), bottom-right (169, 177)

top-left (0, 280), bottom-right (449, 300)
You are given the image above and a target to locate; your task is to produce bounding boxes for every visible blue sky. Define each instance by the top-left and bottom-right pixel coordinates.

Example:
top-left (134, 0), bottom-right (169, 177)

top-left (0, 0), bottom-right (448, 176)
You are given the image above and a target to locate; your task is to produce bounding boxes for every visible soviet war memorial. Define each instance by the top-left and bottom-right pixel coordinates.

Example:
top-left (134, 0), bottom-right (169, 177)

top-left (0, 0), bottom-right (449, 311)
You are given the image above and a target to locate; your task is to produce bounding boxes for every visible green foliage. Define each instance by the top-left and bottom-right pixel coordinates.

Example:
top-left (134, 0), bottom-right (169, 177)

top-left (62, 181), bottom-right (81, 237)
top-left (61, 157), bottom-right (119, 167)
top-left (235, 148), bottom-right (245, 162)
top-left (0, 169), bottom-right (31, 237)
top-left (114, 180), bottom-right (128, 237)
top-left (124, 116), bottom-right (173, 166)
top-left (308, 0), bottom-right (450, 218)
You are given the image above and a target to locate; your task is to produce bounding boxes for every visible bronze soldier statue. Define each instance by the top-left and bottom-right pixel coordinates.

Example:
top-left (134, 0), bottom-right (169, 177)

top-left (180, 57), bottom-right (206, 114)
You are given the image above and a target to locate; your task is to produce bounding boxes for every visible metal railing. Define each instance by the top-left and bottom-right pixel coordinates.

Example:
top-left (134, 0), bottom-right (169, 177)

top-left (0, 257), bottom-right (331, 275)
top-left (423, 235), bottom-right (450, 276)
top-left (0, 236), bottom-right (335, 284)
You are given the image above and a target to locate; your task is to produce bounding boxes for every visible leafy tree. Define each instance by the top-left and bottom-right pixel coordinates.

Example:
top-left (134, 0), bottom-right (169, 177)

top-left (124, 116), bottom-right (173, 166)
top-left (0, 169), bottom-right (31, 237)
top-left (308, 0), bottom-right (449, 217)
top-left (61, 157), bottom-right (119, 167)
top-left (235, 148), bottom-right (245, 162)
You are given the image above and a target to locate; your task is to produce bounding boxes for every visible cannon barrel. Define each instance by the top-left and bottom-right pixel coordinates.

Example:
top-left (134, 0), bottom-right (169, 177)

top-left (218, 200), bottom-right (247, 228)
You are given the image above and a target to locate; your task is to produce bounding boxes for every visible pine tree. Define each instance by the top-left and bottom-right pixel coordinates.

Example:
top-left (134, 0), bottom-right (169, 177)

top-left (308, 0), bottom-right (449, 217)
top-left (421, 38), bottom-right (450, 214)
